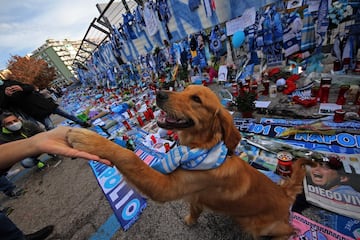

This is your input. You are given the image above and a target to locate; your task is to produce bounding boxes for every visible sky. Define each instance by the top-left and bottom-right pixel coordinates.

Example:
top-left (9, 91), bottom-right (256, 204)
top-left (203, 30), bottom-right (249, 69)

top-left (0, 0), bottom-right (109, 70)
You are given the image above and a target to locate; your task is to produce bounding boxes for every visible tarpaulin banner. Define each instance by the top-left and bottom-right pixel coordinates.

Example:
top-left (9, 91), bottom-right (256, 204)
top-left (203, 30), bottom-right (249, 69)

top-left (88, 129), bottom-right (163, 231)
top-left (89, 161), bottom-right (147, 231)
top-left (234, 118), bottom-right (360, 154)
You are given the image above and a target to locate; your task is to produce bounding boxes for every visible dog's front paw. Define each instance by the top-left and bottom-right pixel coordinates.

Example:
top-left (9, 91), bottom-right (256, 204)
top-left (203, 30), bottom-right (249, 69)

top-left (67, 128), bottom-right (109, 156)
top-left (184, 214), bottom-right (198, 226)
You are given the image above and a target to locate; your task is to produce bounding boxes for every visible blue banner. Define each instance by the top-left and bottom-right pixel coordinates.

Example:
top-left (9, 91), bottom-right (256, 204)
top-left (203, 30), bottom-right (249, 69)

top-left (88, 128), bottom-right (164, 231)
top-left (234, 118), bottom-right (360, 154)
top-left (89, 161), bottom-right (147, 231)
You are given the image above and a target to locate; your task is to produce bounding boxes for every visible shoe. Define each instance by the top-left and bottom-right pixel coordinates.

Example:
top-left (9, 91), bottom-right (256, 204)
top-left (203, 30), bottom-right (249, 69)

top-left (6, 188), bottom-right (24, 198)
top-left (24, 225), bottom-right (54, 240)
top-left (0, 206), bottom-right (14, 216)
top-left (6, 168), bottom-right (21, 178)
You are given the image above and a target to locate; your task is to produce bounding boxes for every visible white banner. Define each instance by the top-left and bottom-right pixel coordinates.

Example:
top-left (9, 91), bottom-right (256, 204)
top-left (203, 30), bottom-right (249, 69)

top-left (226, 7), bottom-right (256, 36)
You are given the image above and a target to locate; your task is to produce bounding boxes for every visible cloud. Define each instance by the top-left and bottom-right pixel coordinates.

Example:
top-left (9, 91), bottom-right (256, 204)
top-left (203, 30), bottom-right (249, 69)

top-left (0, 0), bottom-right (108, 69)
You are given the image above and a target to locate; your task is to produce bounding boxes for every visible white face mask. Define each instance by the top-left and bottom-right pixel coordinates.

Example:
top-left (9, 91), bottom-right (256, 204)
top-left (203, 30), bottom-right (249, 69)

top-left (6, 121), bottom-right (23, 131)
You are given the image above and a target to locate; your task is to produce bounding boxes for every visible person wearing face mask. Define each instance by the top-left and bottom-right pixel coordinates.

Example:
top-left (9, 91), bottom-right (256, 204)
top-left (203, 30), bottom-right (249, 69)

top-left (0, 112), bottom-right (46, 170)
top-left (0, 112), bottom-right (47, 199)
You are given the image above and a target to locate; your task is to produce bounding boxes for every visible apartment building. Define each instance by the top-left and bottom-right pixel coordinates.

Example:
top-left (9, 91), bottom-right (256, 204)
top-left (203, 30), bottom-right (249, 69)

top-left (32, 39), bottom-right (82, 88)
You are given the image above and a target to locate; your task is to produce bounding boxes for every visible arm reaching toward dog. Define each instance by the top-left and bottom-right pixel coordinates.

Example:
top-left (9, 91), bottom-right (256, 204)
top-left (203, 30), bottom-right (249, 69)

top-left (0, 126), bottom-right (112, 170)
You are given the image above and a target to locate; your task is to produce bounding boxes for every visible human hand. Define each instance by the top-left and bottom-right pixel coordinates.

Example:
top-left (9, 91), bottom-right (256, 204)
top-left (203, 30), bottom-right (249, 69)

top-left (5, 85), bottom-right (23, 96)
top-left (31, 126), bottom-right (112, 166)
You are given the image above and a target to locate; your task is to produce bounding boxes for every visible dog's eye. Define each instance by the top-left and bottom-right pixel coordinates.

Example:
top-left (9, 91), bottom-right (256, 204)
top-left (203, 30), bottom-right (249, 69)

top-left (191, 95), bottom-right (202, 103)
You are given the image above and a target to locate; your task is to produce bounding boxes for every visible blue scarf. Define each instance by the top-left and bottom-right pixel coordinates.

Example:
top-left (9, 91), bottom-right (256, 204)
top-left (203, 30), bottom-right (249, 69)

top-left (151, 141), bottom-right (228, 174)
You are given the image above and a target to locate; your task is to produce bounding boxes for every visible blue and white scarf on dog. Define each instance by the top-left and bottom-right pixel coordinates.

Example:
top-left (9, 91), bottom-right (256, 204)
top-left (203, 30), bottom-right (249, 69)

top-left (151, 141), bottom-right (228, 174)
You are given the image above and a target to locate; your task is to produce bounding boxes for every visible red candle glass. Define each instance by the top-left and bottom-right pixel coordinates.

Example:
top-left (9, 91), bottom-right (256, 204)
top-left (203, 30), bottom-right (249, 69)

top-left (319, 85), bottom-right (330, 103)
top-left (150, 135), bottom-right (157, 144)
top-left (261, 80), bottom-right (270, 96)
top-left (311, 85), bottom-right (320, 100)
top-left (336, 85), bottom-right (350, 105)
top-left (276, 151), bottom-right (293, 178)
top-left (333, 60), bottom-right (342, 71)
top-left (147, 107), bottom-right (154, 119)
top-left (137, 115), bottom-right (144, 127)
top-left (143, 111), bottom-right (151, 121)
top-left (122, 120), bottom-right (132, 130)
top-left (333, 109), bottom-right (345, 123)
top-left (126, 109), bottom-right (133, 118)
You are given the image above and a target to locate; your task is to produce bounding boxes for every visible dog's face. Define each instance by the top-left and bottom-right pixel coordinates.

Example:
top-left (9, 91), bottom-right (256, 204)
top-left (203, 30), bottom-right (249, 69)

top-left (156, 85), bottom-right (241, 152)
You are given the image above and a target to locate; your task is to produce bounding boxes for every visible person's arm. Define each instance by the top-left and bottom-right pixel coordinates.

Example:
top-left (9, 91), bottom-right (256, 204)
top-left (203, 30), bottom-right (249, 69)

top-left (0, 126), bottom-right (112, 170)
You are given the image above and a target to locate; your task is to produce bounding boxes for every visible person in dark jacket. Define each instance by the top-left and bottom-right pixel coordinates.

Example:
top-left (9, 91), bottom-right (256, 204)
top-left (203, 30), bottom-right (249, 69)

top-left (0, 79), bottom-right (90, 129)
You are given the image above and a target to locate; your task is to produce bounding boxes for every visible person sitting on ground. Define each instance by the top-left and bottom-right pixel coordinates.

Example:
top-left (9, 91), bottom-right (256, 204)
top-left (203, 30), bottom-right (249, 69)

top-left (0, 112), bottom-right (47, 170)
top-left (0, 78), bottom-right (91, 129)
top-left (0, 126), bottom-right (109, 240)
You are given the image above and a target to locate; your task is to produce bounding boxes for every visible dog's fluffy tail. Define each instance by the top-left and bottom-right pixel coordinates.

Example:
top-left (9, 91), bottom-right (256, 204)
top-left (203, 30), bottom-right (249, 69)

top-left (280, 158), bottom-right (316, 203)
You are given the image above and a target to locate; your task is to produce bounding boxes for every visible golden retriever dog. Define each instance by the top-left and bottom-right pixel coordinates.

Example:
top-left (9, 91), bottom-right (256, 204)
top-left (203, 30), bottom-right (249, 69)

top-left (67, 85), bottom-right (312, 239)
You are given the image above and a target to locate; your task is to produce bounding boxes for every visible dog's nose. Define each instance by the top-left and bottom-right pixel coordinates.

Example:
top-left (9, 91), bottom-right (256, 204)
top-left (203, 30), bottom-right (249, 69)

top-left (156, 91), bottom-right (169, 101)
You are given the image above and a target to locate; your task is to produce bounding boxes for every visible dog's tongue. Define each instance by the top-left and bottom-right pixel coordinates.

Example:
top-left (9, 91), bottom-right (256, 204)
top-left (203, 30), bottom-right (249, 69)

top-left (157, 111), bottom-right (166, 123)
top-left (157, 111), bottom-right (181, 123)
top-left (166, 116), bottom-right (178, 123)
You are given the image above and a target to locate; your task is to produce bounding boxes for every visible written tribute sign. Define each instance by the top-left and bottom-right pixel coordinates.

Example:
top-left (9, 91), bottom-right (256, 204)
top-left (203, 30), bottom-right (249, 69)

top-left (89, 161), bottom-right (147, 231)
top-left (89, 142), bottom-right (163, 230)
top-left (234, 118), bottom-right (360, 154)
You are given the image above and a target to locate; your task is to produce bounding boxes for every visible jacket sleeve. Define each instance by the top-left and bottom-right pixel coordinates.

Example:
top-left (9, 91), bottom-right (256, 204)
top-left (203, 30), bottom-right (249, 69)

top-left (23, 121), bottom-right (44, 135)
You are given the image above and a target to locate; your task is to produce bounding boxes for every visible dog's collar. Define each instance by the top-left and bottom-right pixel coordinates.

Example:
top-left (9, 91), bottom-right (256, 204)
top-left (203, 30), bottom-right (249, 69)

top-left (151, 141), bottom-right (228, 174)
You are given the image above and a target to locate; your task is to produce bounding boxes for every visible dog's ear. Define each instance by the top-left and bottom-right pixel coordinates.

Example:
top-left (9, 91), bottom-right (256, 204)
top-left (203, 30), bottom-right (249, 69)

top-left (215, 108), bottom-right (241, 154)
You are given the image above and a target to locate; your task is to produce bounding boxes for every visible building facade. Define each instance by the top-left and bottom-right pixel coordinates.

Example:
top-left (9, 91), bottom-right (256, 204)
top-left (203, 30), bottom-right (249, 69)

top-left (32, 39), bottom-right (82, 88)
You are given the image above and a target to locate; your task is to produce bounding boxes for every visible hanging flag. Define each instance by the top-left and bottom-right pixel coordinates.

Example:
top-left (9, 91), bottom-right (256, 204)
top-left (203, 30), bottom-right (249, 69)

top-left (315, 0), bottom-right (329, 52)
top-left (143, 2), bottom-right (159, 36)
